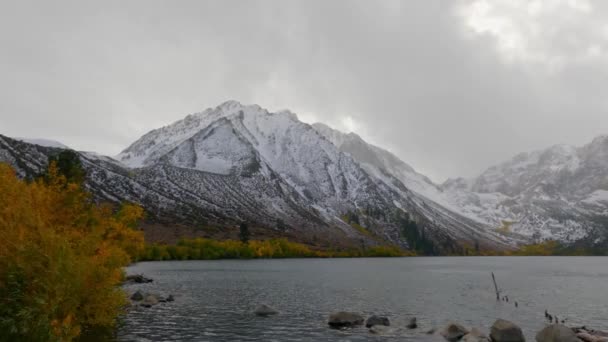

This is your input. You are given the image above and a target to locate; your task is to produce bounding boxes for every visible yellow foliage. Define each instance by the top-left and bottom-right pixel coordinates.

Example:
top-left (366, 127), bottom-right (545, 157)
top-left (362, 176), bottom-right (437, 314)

top-left (341, 214), bottom-right (373, 237)
top-left (0, 162), bottom-right (144, 341)
top-left (141, 237), bottom-right (409, 260)
top-left (511, 240), bottom-right (560, 256)
top-left (497, 220), bottom-right (513, 233)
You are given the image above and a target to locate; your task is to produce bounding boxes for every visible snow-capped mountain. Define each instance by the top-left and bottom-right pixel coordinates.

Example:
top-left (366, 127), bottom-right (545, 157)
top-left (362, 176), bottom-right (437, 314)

top-left (441, 137), bottom-right (608, 243)
top-left (15, 137), bottom-right (69, 149)
top-left (0, 101), bottom-right (523, 253)
top-left (115, 100), bottom-right (519, 252)
top-left (312, 121), bottom-right (608, 245)
top-left (6, 100), bottom-right (607, 252)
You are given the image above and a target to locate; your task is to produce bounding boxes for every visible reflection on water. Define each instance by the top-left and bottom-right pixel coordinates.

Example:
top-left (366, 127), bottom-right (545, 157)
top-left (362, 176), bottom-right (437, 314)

top-left (119, 257), bottom-right (608, 341)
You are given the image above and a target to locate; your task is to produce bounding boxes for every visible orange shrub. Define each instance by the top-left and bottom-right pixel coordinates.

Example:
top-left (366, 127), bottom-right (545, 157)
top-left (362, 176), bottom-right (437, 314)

top-left (0, 162), bottom-right (144, 341)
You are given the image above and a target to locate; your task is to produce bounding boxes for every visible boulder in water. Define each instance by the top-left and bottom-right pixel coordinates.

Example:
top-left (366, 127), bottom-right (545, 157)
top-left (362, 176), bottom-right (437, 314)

top-left (440, 322), bottom-right (469, 341)
top-left (365, 315), bottom-right (390, 328)
top-left (369, 325), bottom-right (392, 335)
top-left (536, 325), bottom-right (579, 342)
top-left (576, 332), bottom-right (608, 342)
top-left (490, 319), bottom-right (525, 342)
top-left (407, 317), bottom-right (418, 329)
top-left (254, 304), bottom-right (279, 316)
top-left (125, 274), bottom-right (153, 284)
top-left (130, 290), bottom-right (144, 301)
top-left (463, 328), bottom-right (489, 342)
top-left (328, 312), bottom-right (364, 328)
top-left (140, 294), bottom-right (159, 308)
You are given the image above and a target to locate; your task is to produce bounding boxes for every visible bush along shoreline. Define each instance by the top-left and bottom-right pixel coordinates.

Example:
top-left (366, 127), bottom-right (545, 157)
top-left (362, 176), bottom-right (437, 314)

top-left (0, 156), bottom-right (145, 342)
top-left (135, 237), bottom-right (606, 262)
top-left (137, 237), bottom-right (411, 261)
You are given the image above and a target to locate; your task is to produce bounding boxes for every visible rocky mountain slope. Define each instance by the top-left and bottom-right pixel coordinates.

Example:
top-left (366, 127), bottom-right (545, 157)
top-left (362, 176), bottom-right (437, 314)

top-left (0, 101), bottom-right (522, 254)
top-left (441, 138), bottom-right (608, 244)
top-left (313, 121), bottom-right (608, 246)
top-left (6, 100), bottom-right (606, 252)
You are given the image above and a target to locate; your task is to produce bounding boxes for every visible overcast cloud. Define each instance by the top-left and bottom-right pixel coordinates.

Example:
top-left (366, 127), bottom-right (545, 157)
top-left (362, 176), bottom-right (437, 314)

top-left (1, 0), bottom-right (608, 182)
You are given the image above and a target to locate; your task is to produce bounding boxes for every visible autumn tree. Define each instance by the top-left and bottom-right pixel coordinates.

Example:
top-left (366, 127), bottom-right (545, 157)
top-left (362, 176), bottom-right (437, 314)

top-left (0, 162), bottom-right (144, 341)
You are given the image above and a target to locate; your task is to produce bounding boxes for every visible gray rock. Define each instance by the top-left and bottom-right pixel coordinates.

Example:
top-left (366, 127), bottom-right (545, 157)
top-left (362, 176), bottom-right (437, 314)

top-left (407, 317), bottom-right (418, 329)
top-left (441, 323), bottom-right (469, 342)
top-left (576, 332), bottom-right (608, 342)
top-left (365, 315), bottom-right (390, 328)
top-left (254, 304), bottom-right (279, 317)
top-left (576, 333), bottom-right (595, 342)
top-left (140, 294), bottom-right (159, 308)
top-left (464, 328), bottom-right (490, 342)
top-left (125, 274), bottom-right (153, 284)
top-left (369, 325), bottom-right (393, 335)
top-left (130, 290), bottom-right (144, 301)
top-left (490, 319), bottom-right (525, 342)
top-left (536, 325), bottom-right (579, 342)
top-left (328, 312), bottom-right (364, 328)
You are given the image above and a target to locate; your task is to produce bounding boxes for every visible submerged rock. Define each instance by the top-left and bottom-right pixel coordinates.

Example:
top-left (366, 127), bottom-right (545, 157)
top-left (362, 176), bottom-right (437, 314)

top-left (328, 312), bottom-right (364, 328)
top-left (573, 327), bottom-right (608, 342)
top-left (536, 325), bottom-right (580, 342)
top-left (130, 290), bottom-right (144, 301)
top-left (490, 319), bottom-right (525, 342)
top-left (254, 304), bottom-right (279, 316)
top-left (369, 325), bottom-right (392, 335)
top-left (365, 315), bottom-right (390, 328)
top-left (140, 294), bottom-right (159, 308)
top-left (125, 274), bottom-right (153, 284)
top-left (463, 328), bottom-right (489, 342)
top-left (576, 332), bottom-right (608, 342)
top-left (407, 317), bottom-right (418, 329)
top-left (441, 322), bottom-right (469, 342)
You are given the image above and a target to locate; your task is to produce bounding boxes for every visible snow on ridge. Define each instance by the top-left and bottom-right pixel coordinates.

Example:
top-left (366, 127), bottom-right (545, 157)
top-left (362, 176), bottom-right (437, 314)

top-left (15, 137), bottom-right (69, 149)
top-left (582, 190), bottom-right (608, 205)
top-left (114, 100), bottom-right (608, 244)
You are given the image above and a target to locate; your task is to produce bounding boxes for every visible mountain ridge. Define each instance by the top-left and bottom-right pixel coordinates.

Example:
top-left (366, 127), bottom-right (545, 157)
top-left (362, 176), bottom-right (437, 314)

top-left (3, 100), bottom-right (607, 252)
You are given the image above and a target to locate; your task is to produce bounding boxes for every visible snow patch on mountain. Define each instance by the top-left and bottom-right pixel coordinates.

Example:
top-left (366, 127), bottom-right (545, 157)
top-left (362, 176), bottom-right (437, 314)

top-left (582, 190), bottom-right (608, 205)
top-left (14, 137), bottom-right (69, 149)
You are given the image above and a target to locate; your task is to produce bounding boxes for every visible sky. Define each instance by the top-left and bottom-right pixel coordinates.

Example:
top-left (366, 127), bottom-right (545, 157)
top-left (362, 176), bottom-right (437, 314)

top-left (1, 0), bottom-right (608, 182)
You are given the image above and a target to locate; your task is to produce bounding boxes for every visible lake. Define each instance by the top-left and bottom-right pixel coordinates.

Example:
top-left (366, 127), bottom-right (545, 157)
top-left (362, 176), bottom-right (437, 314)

top-left (120, 257), bottom-right (608, 341)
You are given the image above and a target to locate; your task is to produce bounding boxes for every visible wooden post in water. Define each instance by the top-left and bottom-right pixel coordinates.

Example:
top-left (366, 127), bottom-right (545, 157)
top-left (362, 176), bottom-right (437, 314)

top-left (491, 272), bottom-right (500, 301)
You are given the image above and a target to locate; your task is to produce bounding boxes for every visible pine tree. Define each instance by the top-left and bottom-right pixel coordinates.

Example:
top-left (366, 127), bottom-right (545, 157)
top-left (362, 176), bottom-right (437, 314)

top-left (45, 150), bottom-right (85, 185)
top-left (239, 222), bottom-right (250, 244)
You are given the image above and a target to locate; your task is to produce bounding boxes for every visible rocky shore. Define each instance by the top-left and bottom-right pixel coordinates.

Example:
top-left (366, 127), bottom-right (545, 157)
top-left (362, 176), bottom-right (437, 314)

top-left (323, 312), bottom-right (608, 342)
top-left (123, 273), bottom-right (607, 341)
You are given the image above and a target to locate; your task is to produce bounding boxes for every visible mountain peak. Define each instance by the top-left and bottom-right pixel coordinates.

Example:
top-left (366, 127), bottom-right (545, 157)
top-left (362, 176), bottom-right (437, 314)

top-left (590, 134), bottom-right (608, 146)
top-left (275, 109), bottom-right (298, 121)
top-left (218, 99), bottom-right (243, 108)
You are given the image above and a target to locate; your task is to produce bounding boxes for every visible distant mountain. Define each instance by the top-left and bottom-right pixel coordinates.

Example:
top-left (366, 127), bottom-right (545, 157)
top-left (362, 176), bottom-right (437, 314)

top-left (15, 137), bottom-right (69, 149)
top-left (441, 138), bottom-right (608, 244)
top-left (0, 101), bottom-right (521, 254)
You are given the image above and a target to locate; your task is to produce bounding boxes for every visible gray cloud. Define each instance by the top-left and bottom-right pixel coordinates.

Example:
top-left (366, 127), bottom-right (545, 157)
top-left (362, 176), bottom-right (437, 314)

top-left (1, 0), bottom-right (607, 181)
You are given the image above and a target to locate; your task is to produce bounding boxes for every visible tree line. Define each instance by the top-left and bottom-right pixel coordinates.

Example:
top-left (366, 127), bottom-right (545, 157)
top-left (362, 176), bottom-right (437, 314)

top-left (139, 237), bottom-right (409, 261)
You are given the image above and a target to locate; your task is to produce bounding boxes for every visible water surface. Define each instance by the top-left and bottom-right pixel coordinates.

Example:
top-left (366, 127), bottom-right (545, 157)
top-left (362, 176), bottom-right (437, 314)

top-left (120, 257), bottom-right (608, 341)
